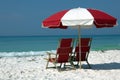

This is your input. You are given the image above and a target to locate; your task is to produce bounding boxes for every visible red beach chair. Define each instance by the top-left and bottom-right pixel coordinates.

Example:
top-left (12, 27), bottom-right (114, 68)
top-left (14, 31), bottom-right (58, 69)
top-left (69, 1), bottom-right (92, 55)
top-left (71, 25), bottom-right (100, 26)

top-left (45, 38), bottom-right (74, 69)
top-left (73, 38), bottom-right (92, 68)
top-left (46, 47), bottom-right (73, 69)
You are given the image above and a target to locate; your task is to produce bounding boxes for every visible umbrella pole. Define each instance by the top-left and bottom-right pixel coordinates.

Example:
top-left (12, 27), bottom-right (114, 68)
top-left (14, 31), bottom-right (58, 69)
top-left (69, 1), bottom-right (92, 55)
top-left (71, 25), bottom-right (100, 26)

top-left (78, 26), bottom-right (82, 69)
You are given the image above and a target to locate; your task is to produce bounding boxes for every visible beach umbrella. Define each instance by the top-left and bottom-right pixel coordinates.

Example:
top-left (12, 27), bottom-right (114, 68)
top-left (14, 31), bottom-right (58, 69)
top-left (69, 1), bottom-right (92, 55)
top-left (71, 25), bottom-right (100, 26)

top-left (42, 7), bottom-right (117, 68)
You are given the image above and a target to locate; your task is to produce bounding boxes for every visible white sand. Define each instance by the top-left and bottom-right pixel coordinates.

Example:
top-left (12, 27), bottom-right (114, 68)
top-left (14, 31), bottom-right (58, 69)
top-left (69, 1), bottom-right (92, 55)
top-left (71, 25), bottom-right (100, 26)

top-left (0, 50), bottom-right (120, 80)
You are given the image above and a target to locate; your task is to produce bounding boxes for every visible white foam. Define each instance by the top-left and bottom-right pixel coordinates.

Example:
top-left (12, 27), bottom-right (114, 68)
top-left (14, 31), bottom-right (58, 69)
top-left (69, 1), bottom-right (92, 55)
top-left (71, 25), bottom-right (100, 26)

top-left (0, 50), bottom-right (56, 57)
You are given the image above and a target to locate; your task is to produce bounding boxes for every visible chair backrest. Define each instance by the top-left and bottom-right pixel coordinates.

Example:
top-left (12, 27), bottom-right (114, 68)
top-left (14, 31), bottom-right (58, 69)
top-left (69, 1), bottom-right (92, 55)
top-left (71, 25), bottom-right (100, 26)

top-left (75, 46), bottom-right (90, 61)
top-left (74, 38), bottom-right (92, 61)
top-left (77, 38), bottom-right (91, 47)
top-left (56, 47), bottom-right (73, 63)
top-left (59, 38), bottom-right (73, 48)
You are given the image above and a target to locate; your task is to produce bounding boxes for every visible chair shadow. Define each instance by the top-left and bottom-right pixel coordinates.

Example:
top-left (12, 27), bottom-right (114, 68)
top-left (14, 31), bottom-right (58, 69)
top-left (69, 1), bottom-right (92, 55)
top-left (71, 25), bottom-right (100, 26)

top-left (46, 62), bottom-right (120, 71)
top-left (89, 62), bottom-right (120, 70)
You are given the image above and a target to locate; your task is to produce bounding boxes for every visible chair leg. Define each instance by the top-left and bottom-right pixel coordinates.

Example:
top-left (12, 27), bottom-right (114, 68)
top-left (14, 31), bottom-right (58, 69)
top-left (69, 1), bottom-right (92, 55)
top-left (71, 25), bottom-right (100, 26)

top-left (76, 61), bottom-right (79, 66)
top-left (86, 60), bottom-right (91, 68)
top-left (46, 60), bottom-right (49, 69)
top-left (54, 62), bottom-right (57, 69)
top-left (60, 63), bottom-right (62, 68)
top-left (63, 63), bottom-right (66, 68)
top-left (70, 61), bottom-right (75, 68)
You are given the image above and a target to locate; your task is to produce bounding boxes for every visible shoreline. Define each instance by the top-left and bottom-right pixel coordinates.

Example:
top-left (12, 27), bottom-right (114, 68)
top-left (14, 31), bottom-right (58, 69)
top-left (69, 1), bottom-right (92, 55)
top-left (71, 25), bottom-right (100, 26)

top-left (0, 50), bottom-right (120, 80)
top-left (0, 49), bottom-right (120, 57)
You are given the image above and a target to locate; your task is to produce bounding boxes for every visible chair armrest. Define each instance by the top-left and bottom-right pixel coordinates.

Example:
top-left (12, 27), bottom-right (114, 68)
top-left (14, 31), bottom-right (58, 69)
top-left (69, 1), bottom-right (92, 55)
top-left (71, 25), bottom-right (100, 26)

top-left (45, 52), bottom-right (56, 60)
top-left (46, 52), bottom-right (56, 55)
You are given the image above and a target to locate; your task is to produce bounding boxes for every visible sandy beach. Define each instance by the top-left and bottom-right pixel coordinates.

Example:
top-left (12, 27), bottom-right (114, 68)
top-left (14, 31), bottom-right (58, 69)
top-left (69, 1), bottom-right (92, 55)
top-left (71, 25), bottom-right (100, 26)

top-left (0, 50), bottom-right (120, 80)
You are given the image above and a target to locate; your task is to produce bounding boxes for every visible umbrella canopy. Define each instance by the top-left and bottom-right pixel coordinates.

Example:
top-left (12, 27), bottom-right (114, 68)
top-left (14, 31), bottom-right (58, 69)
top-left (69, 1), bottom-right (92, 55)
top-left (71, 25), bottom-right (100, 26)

top-left (42, 7), bottom-right (117, 28)
top-left (42, 7), bottom-right (117, 69)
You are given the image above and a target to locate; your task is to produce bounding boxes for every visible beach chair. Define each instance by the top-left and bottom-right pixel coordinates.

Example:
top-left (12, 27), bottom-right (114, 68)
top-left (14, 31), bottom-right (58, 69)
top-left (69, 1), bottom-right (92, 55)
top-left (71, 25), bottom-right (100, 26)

top-left (46, 47), bottom-right (73, 69)
top-left (73, 38), bottom-right (92, 68)
top-left (45, 38), bottom-right (74, 69)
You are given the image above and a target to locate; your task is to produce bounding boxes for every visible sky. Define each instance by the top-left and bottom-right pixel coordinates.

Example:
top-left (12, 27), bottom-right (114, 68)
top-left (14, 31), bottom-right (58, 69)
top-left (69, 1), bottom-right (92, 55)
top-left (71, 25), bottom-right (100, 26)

top-left (0, 0), bottom-right (120, 36)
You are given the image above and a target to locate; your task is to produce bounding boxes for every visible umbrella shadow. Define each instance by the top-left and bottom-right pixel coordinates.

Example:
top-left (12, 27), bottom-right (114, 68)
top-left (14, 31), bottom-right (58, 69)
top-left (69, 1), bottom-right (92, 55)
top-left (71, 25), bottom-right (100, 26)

top-left (90, 62), bottom-right (120, 70)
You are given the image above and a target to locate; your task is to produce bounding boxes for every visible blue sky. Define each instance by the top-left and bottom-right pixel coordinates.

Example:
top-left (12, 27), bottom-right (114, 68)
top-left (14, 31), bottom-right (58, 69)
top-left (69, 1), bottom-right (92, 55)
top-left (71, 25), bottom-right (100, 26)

top-left (0, 0), bottom-right (119, 36)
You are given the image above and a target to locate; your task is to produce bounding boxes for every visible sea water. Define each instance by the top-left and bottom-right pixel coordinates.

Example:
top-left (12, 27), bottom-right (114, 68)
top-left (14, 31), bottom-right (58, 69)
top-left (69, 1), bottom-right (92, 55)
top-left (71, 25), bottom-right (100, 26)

top-left (0, 35), bottom-right (120, 57)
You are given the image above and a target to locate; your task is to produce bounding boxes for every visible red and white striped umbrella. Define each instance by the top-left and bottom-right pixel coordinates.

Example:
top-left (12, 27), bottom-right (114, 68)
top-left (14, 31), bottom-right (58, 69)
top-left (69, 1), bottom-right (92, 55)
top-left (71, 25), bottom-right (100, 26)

top-left (42, 7), bottom-right (117, 69)
top-left (42, 7), bottom-right (117, 28)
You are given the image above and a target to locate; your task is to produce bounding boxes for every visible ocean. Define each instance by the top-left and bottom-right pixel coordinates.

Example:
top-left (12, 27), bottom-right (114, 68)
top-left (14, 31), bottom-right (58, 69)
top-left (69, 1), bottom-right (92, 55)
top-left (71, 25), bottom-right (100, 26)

top-left (0, 35), bottom-right (120, 57)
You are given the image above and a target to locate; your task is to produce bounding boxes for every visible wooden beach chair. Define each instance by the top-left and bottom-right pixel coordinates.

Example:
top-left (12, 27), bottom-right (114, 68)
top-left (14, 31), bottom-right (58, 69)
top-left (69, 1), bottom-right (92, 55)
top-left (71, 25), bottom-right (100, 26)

top-left (45, 38), bottom-right (74, 69)
top-left (46, 47), bottom-right (73, 69)
top-left (73, 38), bottom-right (92, 68)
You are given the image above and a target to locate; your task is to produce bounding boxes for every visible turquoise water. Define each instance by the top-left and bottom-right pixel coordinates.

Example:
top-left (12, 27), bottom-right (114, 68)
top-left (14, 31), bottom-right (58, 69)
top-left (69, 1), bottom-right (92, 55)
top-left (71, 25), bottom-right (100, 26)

top-left (0, 35), bottom-right (120, 56)
top-left (91, 35), bottom-right (120, 50)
